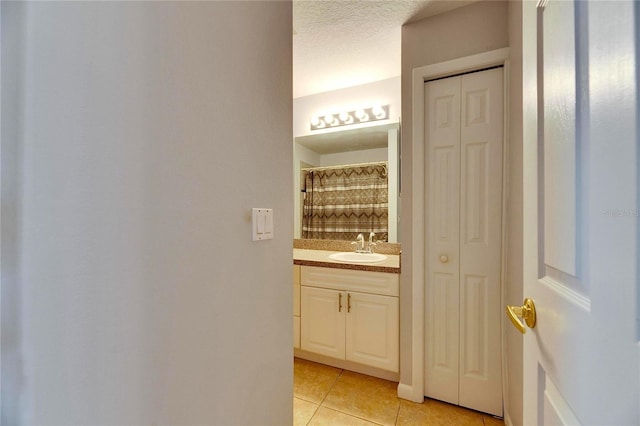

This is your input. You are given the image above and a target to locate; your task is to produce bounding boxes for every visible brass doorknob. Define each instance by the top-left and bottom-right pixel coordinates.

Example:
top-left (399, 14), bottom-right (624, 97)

top-left (439, 255), bottom-right (449, 263)
top-left (506, 298), bottom-right (537, 334)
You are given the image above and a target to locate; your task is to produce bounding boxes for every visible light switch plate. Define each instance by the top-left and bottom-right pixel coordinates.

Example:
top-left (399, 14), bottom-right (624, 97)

top-left (252, 208), bottom-right (273, 241)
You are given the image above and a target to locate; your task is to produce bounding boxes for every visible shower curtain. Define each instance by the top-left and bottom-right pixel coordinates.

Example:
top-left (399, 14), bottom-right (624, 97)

top-left (302, 163), bottom-right (388, 241)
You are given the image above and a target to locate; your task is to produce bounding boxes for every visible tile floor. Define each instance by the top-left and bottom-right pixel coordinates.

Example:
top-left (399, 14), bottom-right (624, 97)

top-left (294, 358), bottom-right (505, 426)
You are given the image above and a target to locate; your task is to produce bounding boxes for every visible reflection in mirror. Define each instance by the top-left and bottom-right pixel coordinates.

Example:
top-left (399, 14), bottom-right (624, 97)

top-left (294, 123), bottom-right (400, 243)
top-left (302, 162), bottom-right (388, 241)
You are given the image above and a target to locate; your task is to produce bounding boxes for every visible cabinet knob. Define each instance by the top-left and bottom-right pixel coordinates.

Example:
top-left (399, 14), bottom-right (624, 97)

top-left (439, 255), bottom-right (449, 263)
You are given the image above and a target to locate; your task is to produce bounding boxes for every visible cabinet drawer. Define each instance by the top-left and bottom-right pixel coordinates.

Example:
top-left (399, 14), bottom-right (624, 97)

top-left (301, 266), bottom-right (399, 297)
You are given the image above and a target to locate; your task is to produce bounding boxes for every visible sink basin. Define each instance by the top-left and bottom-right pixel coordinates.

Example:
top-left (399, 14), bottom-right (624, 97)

top-left (328, 252), bottom-right (387, 263)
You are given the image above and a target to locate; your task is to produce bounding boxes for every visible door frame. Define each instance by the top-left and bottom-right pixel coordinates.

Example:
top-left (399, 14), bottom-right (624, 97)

top-left (400, 47), bottom-right (511, 412)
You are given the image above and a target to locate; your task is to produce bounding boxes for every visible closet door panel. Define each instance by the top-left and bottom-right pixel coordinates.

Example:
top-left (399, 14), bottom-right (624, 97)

top-left (425, 76), bottom-right (461, 405)
top-left (461, 274), bottom-right (489, 379)
top-left (425, 271), bottom-right (460, 404)
top-left (459, 67), bottom-right (504, 416)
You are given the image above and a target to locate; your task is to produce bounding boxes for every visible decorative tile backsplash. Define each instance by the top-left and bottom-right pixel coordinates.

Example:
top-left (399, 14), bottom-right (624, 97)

top-left (293, 239), bottom-right (401, 255)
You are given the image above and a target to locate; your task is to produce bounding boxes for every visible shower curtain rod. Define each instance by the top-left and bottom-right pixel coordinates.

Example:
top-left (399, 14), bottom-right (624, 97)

top-left (300, 161), bottom-right (387, 173)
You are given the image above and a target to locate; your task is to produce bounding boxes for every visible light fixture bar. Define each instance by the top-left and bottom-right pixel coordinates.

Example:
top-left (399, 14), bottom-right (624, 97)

top-left (310, 105), bottom-right (390, 131)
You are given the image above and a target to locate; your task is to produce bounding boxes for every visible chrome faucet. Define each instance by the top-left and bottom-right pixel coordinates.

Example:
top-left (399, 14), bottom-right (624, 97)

top-left (351, 232), bottom-right (377, 253)
top-left (368, 232), bottom-right (377, 253)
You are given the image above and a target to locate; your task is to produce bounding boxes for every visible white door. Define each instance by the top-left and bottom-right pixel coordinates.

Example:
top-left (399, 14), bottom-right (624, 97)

top-left (425, 73), bottom-right (461, 406)
top-left (346, 291), bottom-right (399, 372)
top-left (300, 286), bottom-right (345, 359)
top-left (425, 67), bottom-right (504, 416)
top-left (519, 1), bottom-right (640, 424)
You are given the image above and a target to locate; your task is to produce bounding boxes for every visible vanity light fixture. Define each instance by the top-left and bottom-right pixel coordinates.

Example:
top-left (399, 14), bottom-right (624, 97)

top-left (310, 105), bottom-right (389, 131)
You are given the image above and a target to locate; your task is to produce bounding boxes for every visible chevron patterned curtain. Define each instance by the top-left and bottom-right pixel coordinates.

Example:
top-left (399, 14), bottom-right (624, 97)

top-left (302, 163), bottom-right (388, 241)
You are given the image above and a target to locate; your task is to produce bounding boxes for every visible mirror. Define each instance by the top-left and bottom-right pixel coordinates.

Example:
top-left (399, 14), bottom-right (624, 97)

top-left (293, 123), bottom-right (400, 243)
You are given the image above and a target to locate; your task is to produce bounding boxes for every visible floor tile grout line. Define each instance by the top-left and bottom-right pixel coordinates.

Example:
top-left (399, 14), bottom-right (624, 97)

top-left (315, 369), bottom-right (383, 425)
top-left (295, 360), bottom-right (504, 425)
top-left (393, 397), bottom-right (401, 426)
top-left (303, 367), bottom-right (344, 425)
top-left (294, 395), bottom-right (322, 405)
top-left (292, 396), bottom-right (319, 426)
top-left (303, 400), bottom-right (320, 426)
top-left (318, 369), bottom-right (398, 426)
top-left (293, 359), bottom-right (340, 425)
top-left (318, 406), bottom-right (385, 426)
top-left (318, 368), bottom-right (343, 407)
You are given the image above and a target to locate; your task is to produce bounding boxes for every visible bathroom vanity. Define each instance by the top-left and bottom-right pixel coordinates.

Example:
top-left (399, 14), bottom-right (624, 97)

top-left (293, 239), bottom-right (401, 381)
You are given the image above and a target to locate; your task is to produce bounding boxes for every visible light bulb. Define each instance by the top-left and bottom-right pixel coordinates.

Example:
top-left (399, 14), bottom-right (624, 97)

top-left (324, 113), bottom-right (336, 126)
top-left (355, 109), bottom-right (369, 121)
top-left (372, 105), bottom-right (386, 119)
top-left (310, 116), bottom-right (321, 126)
top-left (339, 111), bottom-right (353, 124)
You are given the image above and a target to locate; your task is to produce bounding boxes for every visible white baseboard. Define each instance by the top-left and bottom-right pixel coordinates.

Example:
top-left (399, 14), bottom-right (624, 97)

top-left (397, 382), bottom-right (424, 403)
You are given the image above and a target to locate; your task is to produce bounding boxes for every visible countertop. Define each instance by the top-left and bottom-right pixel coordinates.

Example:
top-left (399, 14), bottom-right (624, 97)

top-left (293, 248), bottom-right (401, 274)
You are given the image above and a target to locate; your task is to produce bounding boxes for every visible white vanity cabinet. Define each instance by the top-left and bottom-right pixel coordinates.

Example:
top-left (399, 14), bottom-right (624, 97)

top-left (293, 265), bottom-right (301, 349)
top-left (300, 266), bottom-right (399, 372)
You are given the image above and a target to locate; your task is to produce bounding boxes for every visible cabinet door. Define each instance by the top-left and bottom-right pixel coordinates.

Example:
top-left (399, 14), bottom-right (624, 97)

top-left (300, 286), bottom-right (345, 359)
top-left (345, 292), bottom-right (399, 372)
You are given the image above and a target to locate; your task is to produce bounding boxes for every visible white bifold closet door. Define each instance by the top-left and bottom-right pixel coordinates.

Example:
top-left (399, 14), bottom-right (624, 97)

top-left (424, 67), bottom-right (503, 417)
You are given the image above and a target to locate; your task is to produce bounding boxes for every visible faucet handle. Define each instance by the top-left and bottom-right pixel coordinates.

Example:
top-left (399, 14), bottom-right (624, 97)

top-left (369, 242), bottom-right (378, 253)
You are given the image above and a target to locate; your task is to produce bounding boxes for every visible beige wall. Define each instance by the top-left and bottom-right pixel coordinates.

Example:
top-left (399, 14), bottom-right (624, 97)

top-left (399, 0), bottom-right (508, 392)
top-left (1, 2), bottom-right (293, 424)
top-left (506, 1), bottom-right (524, 424)
top-left (1, 3), bottom-right (26, 422)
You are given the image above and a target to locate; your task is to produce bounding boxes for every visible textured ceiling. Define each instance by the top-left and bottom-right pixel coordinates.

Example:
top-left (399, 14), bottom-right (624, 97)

top-left (293, 0), bottom-right (475, 98)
